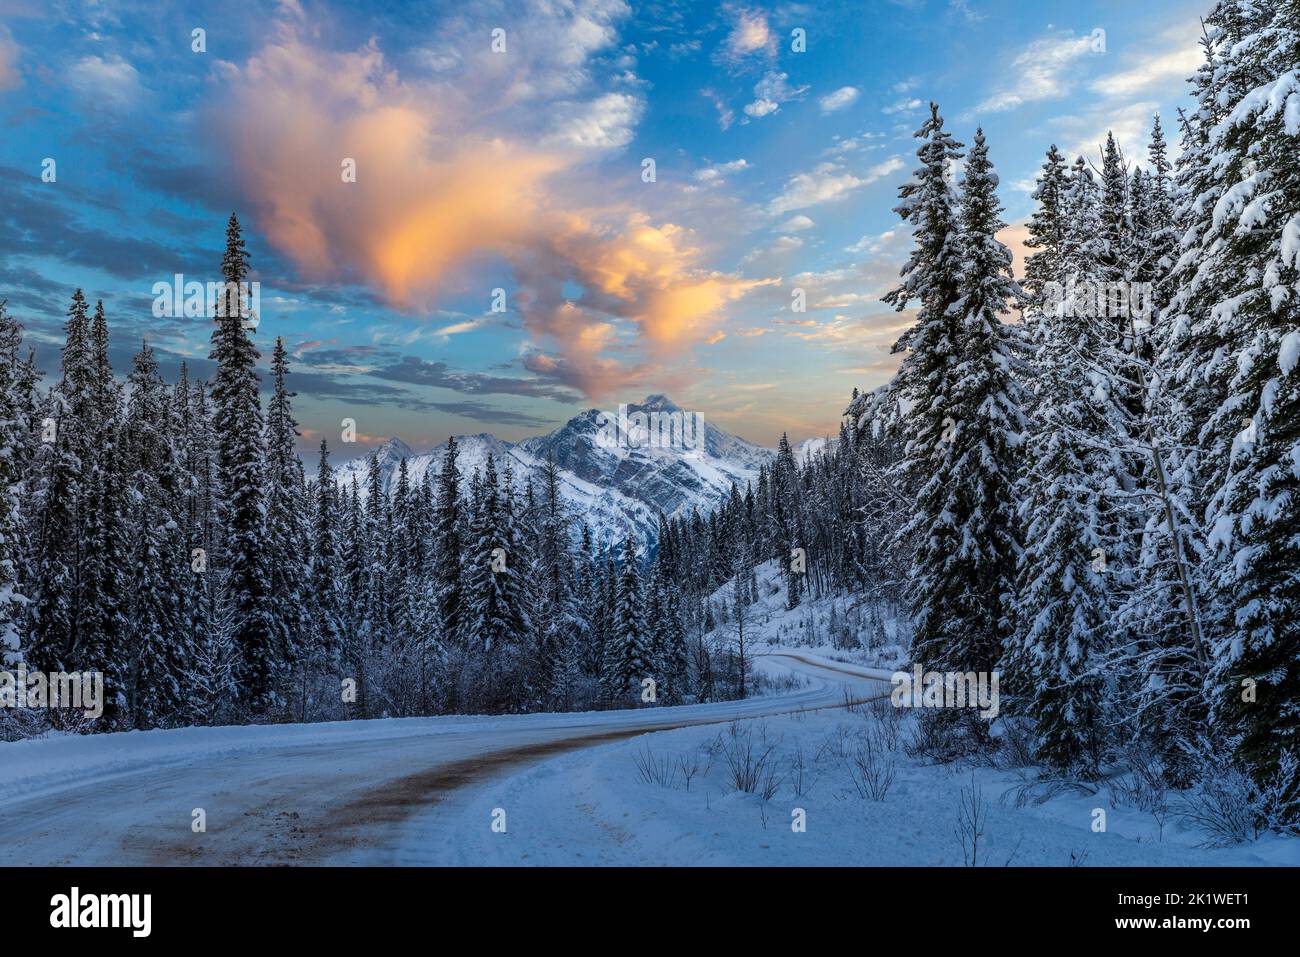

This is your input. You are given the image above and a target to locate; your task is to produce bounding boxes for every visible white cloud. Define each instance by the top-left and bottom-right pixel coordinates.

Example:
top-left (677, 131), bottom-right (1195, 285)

top-left (695, 158), bottom-right (750, 182)
top-left (722, 9), bottom-right (775, 63)
top-left (826, 130), bottom-right (886, 155)
top-left (543, 91), bottom-right (643, 151)
top-left (948, 0), bottom-right (986, 23)
top-left (701, 88), bottom-right (736, 130)
top-left (1051, 99), bottom-right (1161, 166)
top-left (819, 86), bottom-right (860, 113)
top-left (67, 53), bottom-right (145, 108)
top-left (779, 214), bottom-right (815, 232)
top-left (1089, 45), bottom-right (1201, 98)
top-left (882, 97), bottom-right (922, 115)
top-left (975, 32), bottom-right (1096, 113)
top-left (743, 71), bottom-right (809, 120)
top-left (845, 229), bottom-right (899, 255)
top-left (768, 156), bottom-right (903, 215)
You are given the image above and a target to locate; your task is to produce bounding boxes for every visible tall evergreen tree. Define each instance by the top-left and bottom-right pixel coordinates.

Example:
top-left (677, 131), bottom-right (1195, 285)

top-left (123, 340), bottom-right (187, 727)
top-left (887, 122), bottom-right (1025, 693)
top-left (0, 302), bottom-right (30, 667)
top-left (1166, 0), bottom-right (1300, 804)
top-left (433, 436), bottom-right (464, 652)
top-left (264, 338), bottom-right (309, 697)
top-left (208, 214), bottom-right (274, 711)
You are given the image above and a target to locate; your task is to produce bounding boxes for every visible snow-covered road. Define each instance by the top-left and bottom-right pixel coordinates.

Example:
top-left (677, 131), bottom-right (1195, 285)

top-left (0, 653), bottom-right (888, 865)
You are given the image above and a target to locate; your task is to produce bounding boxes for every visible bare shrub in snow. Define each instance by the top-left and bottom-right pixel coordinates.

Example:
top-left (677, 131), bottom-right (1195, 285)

top-left (676, 751), bottom-right (702, 791)
top-left (789, 743), bottom-right (815, 797)
top-left (866, 695), bottom-right (903, 751)
top-left (631, 742), bottom-right (675, 788)
top-left (719, 721), bottom-right (783, 797)
top-left (848, 729), bottom-right (897, 801)
top-left (906, 710), bottom-right (970, 763)
top-left (1109, 740), bottom-right (1171, 838)
top-left (992, 716), bottom-right (1037, 769)
top-left (954, 772), bottom-right (987, 866)
top-left (1005, 769), bottom-right (1098, 809)
top-left (1174, 742), bottom-right (1300, 845)
top-left (814, 722), bottom-right (854, 765)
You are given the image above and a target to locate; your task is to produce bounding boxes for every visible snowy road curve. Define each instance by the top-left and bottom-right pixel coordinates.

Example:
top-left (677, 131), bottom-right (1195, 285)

top-left (0, 653), bottom-right (889, 865)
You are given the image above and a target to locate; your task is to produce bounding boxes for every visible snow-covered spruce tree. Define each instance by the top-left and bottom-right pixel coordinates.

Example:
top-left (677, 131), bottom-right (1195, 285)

top-left (1146, 114), bottom-right (1180, 306)
top-left (1020, 145), bottom-right (1070, 325)
top-left (123, 340), bottom-right (188, 728)
top-left (1098, 132), bottom-right (1131, 285)
top-left (1167, 0), bottom-right (1300, 807)
top-left (945, 129), bottom-right (1027, 677)
top-left (172, 364), bottom-right (206, 686)
top-left (432, 436), bottom-right (464, 659)
top-left (340, 477), bottom-right (375, 716)
top-left (180, 376), bottom-right (221, 655)
top-left (885, 121), bottom-right (1025, 700)
top-left (650, 557), bottom-right (690, 705)
top-left (364, 451), bottom-right (391, 659)
top-left (1011, 144), bottom-right (1139, 775)
top-left (577, 526), bottom-right (609, 690)
top-left (1102, 114), bottom-right (1219, 779)
top-left (208, 214), bottom-right (274, 712)
top-left (535, 453), bottom-right (582, 709)
top-left (878, 105), bottom-right (966, 670)
top-left (502, 466), bottom-right (538, 707)
top-left (1149, 2), bottom-right (1261, 764)
top-left (387, 457), bottom-right (427, 714)
top-left (0, 302), bottom-right (29, 668)
top-left (463, 453), bottom-right (529, 711)
top-left (603, 534), bottom-right (648, 704)
top-left (771, 433), bottom-right (803, 609)
top-left (729, 566), bottom-right (752, 700)
top-left (27, 291), bottom-right (94, 693)
top-left (305, 439), bottom-right (342, 719)
top-left (264, 337), bottom-right (310, 709)
top-left (1142, 13), bottom-right (1254, 734)
top-left (81, 299), bottom-right (129, 700)
top-left (181, 576), bottom-right (241, 727)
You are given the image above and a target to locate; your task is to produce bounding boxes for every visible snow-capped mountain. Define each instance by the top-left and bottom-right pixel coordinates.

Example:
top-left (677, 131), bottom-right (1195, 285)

top-left (333, 395), bottom-right (777, 548)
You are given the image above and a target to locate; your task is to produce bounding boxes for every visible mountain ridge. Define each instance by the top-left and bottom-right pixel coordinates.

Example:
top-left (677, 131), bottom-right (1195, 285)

top-left (330, 396), bottom-right (829, 547)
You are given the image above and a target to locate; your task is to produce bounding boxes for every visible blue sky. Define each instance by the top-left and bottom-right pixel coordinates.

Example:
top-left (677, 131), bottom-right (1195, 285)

top-left (0, 0), bottom-right (1208, 455)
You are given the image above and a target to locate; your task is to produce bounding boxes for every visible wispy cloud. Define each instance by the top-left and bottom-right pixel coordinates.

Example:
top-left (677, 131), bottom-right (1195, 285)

top-left (819, 86), bottom-right (860, 113)
top-left (975, 32), bottom-right (1099, 113)
top-left (0, 27), bottom-right (20, 91)
top-left (744, 71), bottom-right (809, 119)
top-left (767, 157), bottom-right (903, 216)
top-left (695, 158), bottom-right (751, 183)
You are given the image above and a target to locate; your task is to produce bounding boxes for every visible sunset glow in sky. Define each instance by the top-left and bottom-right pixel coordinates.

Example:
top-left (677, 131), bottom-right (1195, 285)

top-left (0, 0), bottom-right (1208, 454)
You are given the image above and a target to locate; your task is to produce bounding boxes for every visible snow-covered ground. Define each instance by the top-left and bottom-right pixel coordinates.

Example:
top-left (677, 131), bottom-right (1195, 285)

top-left (421, 670), bottom-right (1300, 867)
top-left (3, 644), bottom-right (1294, 866)
top-left (0, 652), bottom-right (885, 865)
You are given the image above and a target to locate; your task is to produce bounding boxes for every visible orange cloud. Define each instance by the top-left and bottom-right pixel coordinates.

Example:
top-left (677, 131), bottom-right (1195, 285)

top-left (211, 24), bottom-right (768, 398)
